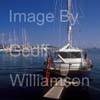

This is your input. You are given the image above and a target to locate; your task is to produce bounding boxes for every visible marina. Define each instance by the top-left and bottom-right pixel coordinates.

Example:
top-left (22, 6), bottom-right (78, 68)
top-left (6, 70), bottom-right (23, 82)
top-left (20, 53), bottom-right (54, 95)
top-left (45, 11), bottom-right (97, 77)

top-left (0, 0), bottom-right (100, 100)
top-left (0, 49), bottom-right (100, 100)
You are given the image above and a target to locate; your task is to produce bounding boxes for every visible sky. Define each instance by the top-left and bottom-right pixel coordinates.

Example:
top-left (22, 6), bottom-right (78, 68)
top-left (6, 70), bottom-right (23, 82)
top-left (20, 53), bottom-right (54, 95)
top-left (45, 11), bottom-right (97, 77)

top-left (0, 0), bottom-right (100, 48)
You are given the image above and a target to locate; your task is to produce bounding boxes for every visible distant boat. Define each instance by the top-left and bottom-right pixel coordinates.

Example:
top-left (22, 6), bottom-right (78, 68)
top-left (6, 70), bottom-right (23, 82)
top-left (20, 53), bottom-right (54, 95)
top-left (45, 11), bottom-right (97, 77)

top-left (8, 44), bottom-right (21, 54)
top-left (5, 30), bottom-right (22, 54)
top-left (0, 48), bottom-right (6, 53)
top-left (0, 33), bottom-right (7, 54)
top-left (21, 29), bottom-right (31, 53)
top-left (5, 29), bottom-right (31, 54)
top-left (48, 0), bottom-right (93, 76)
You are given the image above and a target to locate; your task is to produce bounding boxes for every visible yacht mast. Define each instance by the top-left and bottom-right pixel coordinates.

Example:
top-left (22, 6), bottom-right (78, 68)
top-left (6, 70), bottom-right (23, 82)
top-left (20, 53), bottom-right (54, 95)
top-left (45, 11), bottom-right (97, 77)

top-left (67, 0), bottom-right (72, 47)
top-left (1, 33), bottom-right (5, 49)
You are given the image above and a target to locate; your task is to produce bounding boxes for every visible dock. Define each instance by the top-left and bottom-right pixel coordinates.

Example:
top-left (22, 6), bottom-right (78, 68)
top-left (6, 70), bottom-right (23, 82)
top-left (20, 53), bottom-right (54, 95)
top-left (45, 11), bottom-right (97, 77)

top-left (44, 79), bottom-right (65, 99)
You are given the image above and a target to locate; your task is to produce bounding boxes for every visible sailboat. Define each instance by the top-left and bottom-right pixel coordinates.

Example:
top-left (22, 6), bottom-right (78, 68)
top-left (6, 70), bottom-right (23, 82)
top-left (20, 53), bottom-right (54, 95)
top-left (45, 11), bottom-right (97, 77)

top-left (21, 29), bottom-right (31, 53)
top-left (6, 30), bottom-right (21, 54)
top-left (0, 33), bottom-right (7, 53)
top-left (48, 0), bottom-right (93, 76)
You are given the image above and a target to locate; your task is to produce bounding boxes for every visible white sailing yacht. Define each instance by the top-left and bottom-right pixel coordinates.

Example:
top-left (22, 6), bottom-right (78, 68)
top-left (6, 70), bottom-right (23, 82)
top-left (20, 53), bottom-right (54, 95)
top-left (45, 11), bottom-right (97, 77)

top-left (6, 31), bottom-right (21, 54)
top-left (49, 0), bottom-right (92, 76)
top-left (0, 33), bottom-right (7, 53)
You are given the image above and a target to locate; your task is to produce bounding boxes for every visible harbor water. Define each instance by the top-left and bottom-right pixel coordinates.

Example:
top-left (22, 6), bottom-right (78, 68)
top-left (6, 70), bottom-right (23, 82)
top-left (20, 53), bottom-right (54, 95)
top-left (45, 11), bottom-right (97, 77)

top-left (0, 49), bottom-right (100, 100)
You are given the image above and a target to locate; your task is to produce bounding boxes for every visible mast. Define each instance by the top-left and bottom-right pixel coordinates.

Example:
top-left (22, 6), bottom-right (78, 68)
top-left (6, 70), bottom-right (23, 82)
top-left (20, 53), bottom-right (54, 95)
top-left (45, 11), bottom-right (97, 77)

top-left (22, 28), bottom-right (28, 48)
top-left (67, 0), bottom-right (72, 47)
top-left (8, 32), bottom-right (12, 48)
top-left (24, 29), bottom-right (27, 47)
top-left (13, 29), bottom-right (17, 44)
top-left (1, 33), bottom-right (5, 49)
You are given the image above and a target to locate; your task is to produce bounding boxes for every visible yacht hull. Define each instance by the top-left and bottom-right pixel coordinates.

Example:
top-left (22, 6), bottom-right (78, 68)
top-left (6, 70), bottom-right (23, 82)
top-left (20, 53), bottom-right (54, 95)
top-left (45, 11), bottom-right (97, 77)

top-left (48, 66), bottom-right (92, 77)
